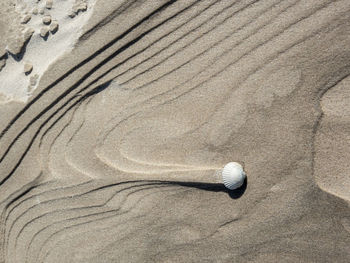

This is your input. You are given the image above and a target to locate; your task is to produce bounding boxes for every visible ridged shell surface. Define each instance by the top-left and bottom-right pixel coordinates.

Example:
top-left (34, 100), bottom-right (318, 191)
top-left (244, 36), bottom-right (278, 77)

top-left (222, 162), bottom-right (246, 190)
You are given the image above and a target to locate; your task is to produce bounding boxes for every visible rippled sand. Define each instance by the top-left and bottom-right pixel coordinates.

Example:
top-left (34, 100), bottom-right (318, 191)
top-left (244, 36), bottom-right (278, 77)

top-left (0, 1), bottom-right (350, 262)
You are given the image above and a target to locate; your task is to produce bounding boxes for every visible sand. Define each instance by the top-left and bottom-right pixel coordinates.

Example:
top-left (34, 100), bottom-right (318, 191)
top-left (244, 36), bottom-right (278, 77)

top-left (0, 0), bottom-right (96, 102)
top-left (0, 0), bottom-right (349, 262)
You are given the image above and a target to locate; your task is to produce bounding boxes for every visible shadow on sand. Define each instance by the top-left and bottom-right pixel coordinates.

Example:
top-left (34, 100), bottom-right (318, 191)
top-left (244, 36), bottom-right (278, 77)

top-left (163, 177), bottom-right (247, 199)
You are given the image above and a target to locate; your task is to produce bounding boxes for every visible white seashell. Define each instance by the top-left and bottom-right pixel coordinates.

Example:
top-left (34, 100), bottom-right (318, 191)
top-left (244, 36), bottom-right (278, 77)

top-left (221, 162), bottom-right (246, 190)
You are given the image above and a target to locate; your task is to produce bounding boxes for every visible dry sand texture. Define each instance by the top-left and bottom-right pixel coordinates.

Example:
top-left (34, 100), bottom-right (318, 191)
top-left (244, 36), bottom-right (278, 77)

top-left (0, 0), bottom-right (95, 103)
top-left (0, 0), bottom-right (350, 262)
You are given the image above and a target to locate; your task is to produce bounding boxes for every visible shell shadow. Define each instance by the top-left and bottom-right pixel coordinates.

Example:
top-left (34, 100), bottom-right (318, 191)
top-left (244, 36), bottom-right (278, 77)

top-left (163, 177), bottom-right (247, 199)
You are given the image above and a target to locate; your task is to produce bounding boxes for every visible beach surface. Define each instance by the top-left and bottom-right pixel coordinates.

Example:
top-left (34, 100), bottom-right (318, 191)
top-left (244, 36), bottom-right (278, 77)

top-left (0, 0), bottom-right (349, 262)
